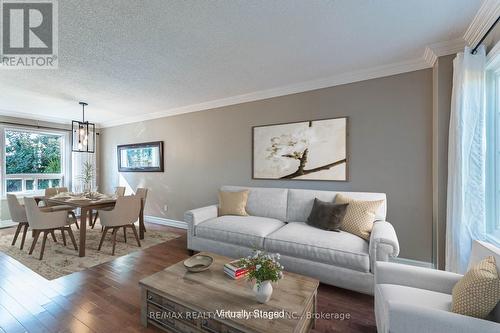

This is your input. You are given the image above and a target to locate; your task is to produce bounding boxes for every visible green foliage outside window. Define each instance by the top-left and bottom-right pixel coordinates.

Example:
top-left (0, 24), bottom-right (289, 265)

top-left (5, 130), bottom-right (62, 174)
top-left (126, 148), bottom-right (154, 167)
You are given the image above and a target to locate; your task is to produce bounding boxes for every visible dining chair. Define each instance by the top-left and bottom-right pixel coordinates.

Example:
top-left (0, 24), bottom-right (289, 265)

top-left (7, 194), bottom-right (30, 250)
top-left (91, 186), bottom-right (127, 229)
top-left (115, 186), bottom-right (126, 197)
top-left (135, 188), bottom-right (148, 233)
top-left (43, 187), bottom-right (79, 229)
top-left (97, 195), bottom-right (141, 255)
top-left (24, 198), bottom-right (78, 260)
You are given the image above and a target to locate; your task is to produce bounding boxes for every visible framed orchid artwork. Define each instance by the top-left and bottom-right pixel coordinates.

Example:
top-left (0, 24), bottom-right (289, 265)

top-left (252, 117), bottom-right (348, 181)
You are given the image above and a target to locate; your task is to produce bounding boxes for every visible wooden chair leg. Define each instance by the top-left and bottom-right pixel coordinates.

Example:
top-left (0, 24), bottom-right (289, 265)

top-left (123, 226), bottom-right (127, 243)
top-left (66, 227), bottom-right (78, 251)
top-left (20, 224), bottom-right (29, 250)
top-left (131, 224), bottom-right (141, 247)
top-left (111, 227), bottom-right (118, 255)
top-left (60, 228), bottom-right (67, 246)
top-left (70, 211), bottom-right (79, 229)
top-left (40, 231), bottom-right (48, 260)
top-left (91, 211), bottom-right (99, 229)
top-left (98, 227), bottom-right (109, 251)
top-left (50, 230), bottom-right (57, 242)
top-left (29, 230), bottom-right (41, 255)
top-left (11, 223), bottom-right (22, 245)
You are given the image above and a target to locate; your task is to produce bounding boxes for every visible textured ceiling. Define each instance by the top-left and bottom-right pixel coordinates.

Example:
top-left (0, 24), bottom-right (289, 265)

top-left (0, 0), bottom-right (482, 127)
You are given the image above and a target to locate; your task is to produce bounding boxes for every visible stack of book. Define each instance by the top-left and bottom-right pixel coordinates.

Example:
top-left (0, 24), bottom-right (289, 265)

top-left (224, 260), bottom-right (248, 279)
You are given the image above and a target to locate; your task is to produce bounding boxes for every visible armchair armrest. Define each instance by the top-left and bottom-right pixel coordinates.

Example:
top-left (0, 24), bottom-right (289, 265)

top-left (385, 302), bottom-right (500, 333)
top-left (375, 261), bottom-right (462, 294)
top-left (369, 221), bottom-right (400, 271)
top-left (184, 205), bottom-right (218, 236)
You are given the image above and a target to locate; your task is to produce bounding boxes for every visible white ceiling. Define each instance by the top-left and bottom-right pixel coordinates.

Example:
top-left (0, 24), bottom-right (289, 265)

top-left (0, 0), bottom-right (483, 127)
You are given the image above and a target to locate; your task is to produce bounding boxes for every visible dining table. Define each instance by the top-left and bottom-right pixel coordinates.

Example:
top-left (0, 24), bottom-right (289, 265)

top-left (34, 194), bottom-right (145, 257)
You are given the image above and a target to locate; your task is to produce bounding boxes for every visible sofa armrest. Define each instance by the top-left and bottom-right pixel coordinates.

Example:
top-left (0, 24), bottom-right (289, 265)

top-left (385, 302), bottom-right (500, 333)
top-left (375, 261), bottom-right (463, 294)
top-left (184, 205), bottom-right (218, 236)
top-left (369, 221), bottom-right (400, 271)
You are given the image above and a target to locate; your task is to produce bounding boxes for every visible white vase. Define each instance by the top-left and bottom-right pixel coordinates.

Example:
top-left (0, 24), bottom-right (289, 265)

top-left (253, 280), bottom-right (273, 303)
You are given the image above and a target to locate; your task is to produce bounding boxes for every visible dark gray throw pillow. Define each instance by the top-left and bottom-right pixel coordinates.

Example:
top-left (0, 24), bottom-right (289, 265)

top-left (306, 198), bottom-right (349, 231)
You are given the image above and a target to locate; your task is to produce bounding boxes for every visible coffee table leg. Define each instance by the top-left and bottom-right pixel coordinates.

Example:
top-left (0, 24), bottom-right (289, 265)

top-left (140, 287), bottom-right (148, 327)
top-left (79, 208), bottom-right (87, 257)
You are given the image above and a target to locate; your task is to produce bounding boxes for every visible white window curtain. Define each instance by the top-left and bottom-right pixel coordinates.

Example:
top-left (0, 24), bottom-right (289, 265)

top-left (446, 46), bottom-right (487, 274)
top-left (72, 151), bottom-right (97, 192)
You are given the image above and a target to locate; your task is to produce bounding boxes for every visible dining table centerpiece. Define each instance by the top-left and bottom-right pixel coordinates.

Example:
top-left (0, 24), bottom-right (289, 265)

top-left (238, 249), bottom-right (284, 303)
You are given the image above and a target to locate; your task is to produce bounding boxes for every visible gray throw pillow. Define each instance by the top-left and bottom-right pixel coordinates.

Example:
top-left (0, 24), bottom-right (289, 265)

top-left (306, 198), bottom-right (349, 231)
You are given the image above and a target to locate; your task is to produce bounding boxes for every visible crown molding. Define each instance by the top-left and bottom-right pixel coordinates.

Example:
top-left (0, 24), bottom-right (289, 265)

top-left (464, 0), bottom-right (500, 47)
top-left (0, 108), bottom-right (105, 128)
top-left (0, 108), bottom-right (72, 127)
top-left (423, 37), bottom-right (465, 66)
top-left (101, 57), bottom-right (430, 128)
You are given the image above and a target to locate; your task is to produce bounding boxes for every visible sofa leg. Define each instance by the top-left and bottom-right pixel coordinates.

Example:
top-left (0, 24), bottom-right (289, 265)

top-left (188, 249), bottom-right (195, 256)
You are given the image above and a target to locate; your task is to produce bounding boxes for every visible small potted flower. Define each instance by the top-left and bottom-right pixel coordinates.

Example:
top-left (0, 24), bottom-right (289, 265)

top-left (239, 249), bottom-right (284, 303)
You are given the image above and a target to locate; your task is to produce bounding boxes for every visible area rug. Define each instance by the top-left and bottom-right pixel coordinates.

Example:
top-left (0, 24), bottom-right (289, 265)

top-left (0, 225), bottom-right (180, 280)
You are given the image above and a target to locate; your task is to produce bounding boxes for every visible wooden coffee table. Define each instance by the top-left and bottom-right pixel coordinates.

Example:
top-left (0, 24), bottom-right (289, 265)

top-left (139, 252), bottom-right (319, 333)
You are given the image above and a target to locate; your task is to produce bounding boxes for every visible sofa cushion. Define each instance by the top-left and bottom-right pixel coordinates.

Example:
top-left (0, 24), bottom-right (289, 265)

top-left (218, 190), bottom-right (249, 216)
top-left (221, 186), bottom-right (288, 221)
top-left (264, 222), bottom-right (370, 272)
top-left (336, 193), bottom-right (384, 240)
top-left (195, 215), bottom-right (285, 248)
top-left (452, 256), bottom-right (500, 319)
top-left (287, 189), bottom-right (387, 223)
top-left (306, 199), bottom-right (348, 231)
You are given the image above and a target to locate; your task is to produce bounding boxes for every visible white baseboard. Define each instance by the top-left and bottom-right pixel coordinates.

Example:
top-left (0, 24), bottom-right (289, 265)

top-left (390, 257), bottom-right (435, 268)
top-left (145, 215), bottom-right (188, 230)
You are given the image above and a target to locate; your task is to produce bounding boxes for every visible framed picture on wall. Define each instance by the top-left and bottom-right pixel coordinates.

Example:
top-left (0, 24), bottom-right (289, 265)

top-left (117, 141), bottom-right (164, 172)
top-left (252, 117), bottom-right (348, 181)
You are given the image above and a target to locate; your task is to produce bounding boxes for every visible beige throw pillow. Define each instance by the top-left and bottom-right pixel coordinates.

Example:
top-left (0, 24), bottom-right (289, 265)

top-left (452, 256), bottom-right (500, 318)
top-left (218, 190), bottom-right (249, 216)
top-left (335, 194), bottom-right (384, 240)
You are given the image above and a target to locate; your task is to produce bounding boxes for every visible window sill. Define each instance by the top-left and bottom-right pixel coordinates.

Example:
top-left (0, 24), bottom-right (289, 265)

top-left (2, 190), bottom-right (44, 200)
top-left (485, 231), bottom-right (500, 248)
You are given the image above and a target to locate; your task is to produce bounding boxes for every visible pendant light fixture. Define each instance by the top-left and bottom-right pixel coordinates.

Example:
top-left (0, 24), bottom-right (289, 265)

top-left (71, 102), bottom-right (95, 153)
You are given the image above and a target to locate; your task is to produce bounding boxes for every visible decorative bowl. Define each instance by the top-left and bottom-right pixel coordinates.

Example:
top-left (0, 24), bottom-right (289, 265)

top-left (183, 255), bottom-right (213, 273)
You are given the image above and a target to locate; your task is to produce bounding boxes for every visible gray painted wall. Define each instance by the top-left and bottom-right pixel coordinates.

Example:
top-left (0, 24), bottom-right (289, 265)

top-left (100, 69), bottom-right (433, 262)
top-left (432, 54), bottom-right (454, 269)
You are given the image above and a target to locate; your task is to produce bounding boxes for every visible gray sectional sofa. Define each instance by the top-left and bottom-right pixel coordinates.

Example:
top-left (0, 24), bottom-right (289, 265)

top-left (184, 185), bottom-right (400, 294)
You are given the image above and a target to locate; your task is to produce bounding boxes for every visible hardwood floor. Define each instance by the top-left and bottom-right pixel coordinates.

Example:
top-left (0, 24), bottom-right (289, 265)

top-left (0, 223), bottom-right (376, 333)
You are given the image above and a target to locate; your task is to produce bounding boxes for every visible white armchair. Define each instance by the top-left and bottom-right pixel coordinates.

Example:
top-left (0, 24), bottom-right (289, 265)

top-left (375, 240), bottom-right (500, 333)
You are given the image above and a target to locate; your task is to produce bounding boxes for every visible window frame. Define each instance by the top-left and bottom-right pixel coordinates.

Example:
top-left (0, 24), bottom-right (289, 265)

top-left (486, 41), bottom-right (500, 245)
top-left (0, 125), bottom-right (70, 197)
